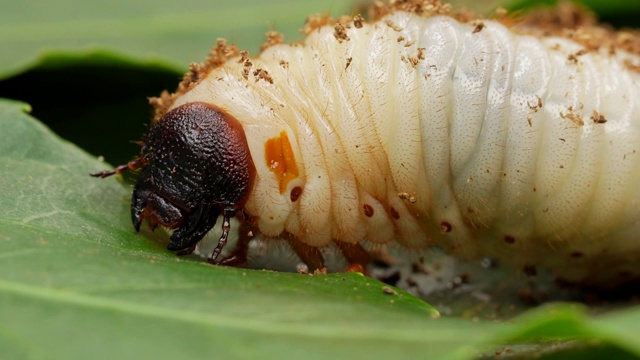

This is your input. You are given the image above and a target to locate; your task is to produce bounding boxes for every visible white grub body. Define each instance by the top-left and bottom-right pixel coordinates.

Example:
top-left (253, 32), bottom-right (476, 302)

top-left (169, 11), bottom-right (640, 286)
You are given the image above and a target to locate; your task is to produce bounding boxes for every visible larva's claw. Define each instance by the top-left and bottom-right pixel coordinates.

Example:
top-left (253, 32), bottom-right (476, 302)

top-left (212, 254), bottom-right (246, 267)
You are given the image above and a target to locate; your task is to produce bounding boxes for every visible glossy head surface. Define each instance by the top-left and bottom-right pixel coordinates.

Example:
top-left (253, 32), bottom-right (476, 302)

top-left (132, 102), bottom-right (255, 252)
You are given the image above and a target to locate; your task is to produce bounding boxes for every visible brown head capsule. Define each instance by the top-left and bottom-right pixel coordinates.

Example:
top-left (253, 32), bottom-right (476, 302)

top-left (92, 102), bottom-right (255, 262)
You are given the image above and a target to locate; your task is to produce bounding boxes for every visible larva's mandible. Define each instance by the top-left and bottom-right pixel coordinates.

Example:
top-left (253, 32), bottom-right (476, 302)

top-left (93, 1), bottom-right (640, 288)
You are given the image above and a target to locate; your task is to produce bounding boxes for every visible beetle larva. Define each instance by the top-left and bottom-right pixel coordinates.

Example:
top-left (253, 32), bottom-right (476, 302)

top-left (93, 0), bottom-right (640, 288)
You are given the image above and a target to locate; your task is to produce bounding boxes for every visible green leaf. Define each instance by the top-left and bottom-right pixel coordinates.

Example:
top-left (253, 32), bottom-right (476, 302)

top-left (495, 304), bottom-right (640, 359)
top-left (504, 0), bottom-right (640, 15)
top-left (0, 0), bottom-right (355, 80)
top-left (502, 0), bottom-right (640, 27)
top-left (0, 51), bottom-right (184, 168)
top-left (3, 0), bottom-right (640, 358)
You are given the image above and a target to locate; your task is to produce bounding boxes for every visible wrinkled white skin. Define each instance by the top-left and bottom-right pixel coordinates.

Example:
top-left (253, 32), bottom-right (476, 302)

top-left (170, 12), bottom-right (640, 287)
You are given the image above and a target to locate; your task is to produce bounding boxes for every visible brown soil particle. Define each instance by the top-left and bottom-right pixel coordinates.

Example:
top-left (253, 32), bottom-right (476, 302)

top-left (511, 2), bottom-right (640, 57)
top-left (260, 30), bottom-right (285, 52)
top-left (152, 0), bottom-right (640, 121)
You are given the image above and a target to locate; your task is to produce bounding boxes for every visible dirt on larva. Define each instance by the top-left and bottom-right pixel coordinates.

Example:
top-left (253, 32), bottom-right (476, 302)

top-left (560, 106), bottom-right (585, 127)
top-left (150, 38), bottom-right (240, 121)
top-left (260, 30), bottom-right (285, 52)
top-left (511, 1), bottom-right (640, 59)
top-left (333, 22), bottom-right (350, 43)
top-left (149, 0), bottom-right (640, 122)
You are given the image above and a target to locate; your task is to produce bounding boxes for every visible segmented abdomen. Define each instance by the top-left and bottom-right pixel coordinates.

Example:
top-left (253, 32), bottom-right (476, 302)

top-left (171, 11), bottom-right (640, 285)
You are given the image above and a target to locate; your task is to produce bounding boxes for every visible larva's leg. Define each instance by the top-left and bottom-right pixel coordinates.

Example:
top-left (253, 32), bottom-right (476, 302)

top-left (334, 240), bottom-right (371, 274)
top-left (215, 240), bottom-right (248, 266)
top-left (207, 209), bottom-right (235, 263)
top-left (286, 236), bottom-right (325, 271)
top-left (214, 222), bottom-right (255, 266)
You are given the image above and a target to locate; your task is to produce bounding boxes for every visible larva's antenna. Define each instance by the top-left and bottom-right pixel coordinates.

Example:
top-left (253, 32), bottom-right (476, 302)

top-left (90, 157), bottom-right (146, 178)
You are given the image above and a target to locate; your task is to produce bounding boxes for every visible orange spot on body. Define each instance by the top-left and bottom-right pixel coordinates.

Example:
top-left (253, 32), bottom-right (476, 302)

top-left (265, 131), bottom-right (299, 194)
